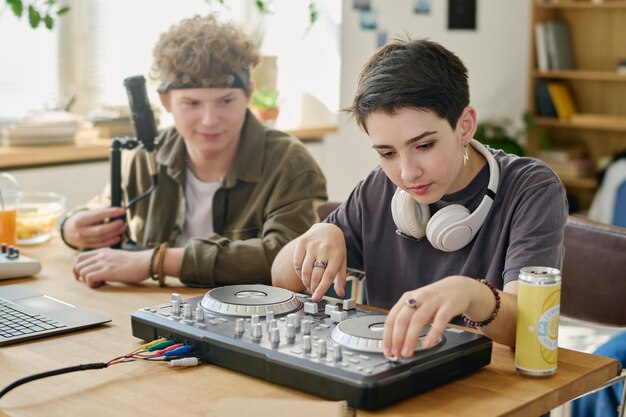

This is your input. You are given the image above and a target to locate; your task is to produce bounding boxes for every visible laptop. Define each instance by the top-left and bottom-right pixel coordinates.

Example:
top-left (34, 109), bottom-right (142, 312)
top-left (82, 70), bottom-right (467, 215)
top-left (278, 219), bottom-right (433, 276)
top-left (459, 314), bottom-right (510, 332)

top-left (0, 284), bottom-right (111, 346)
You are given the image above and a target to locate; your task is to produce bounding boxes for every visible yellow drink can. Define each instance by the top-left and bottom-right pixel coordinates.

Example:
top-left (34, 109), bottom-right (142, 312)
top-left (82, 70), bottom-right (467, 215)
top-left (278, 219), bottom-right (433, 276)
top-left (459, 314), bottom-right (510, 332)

top-left (515, 266), bottom-right (561, 377)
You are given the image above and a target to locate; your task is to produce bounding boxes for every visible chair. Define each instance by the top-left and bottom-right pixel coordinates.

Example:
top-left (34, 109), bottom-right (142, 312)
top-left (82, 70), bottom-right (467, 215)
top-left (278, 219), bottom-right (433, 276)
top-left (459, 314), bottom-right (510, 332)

top-left (561, 216), bottom-right (626, 326)
top-left (614, 180), bottom-right (626, 227)
top-left (316, 201), bottom-right (341, 222)
top-left (559, 216), bottom-right (626, 417)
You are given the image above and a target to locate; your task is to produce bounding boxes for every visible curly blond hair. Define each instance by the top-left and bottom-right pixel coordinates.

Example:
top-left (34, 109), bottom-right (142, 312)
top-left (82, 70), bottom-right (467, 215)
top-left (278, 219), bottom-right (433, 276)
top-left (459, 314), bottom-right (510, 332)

top-left (153, 14), bottom-right (260, 91)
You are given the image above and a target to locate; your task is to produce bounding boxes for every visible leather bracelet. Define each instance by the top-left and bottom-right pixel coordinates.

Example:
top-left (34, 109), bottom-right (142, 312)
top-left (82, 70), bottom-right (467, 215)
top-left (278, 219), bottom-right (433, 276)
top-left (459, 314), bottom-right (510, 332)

top-left (59, 215), bottom-right (80, 251)
top-left (157, 242), bottom-right (170, 288)
top-left (462, 279), bottom-right (501, 328)
top-left (148, 245), bottom-right (161, 281)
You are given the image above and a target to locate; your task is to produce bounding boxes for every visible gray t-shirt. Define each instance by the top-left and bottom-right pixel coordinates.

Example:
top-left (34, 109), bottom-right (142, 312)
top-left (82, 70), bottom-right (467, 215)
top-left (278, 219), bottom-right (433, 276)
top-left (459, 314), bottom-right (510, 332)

top-left (327, 149), bottom-right (568, 309)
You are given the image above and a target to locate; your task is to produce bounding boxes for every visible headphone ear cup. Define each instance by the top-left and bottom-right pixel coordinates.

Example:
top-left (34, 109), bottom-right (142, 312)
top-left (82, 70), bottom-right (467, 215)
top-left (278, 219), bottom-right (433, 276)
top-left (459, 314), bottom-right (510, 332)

top-left (426, 204), bottom-right (472, 252)
top-left (391, 189), bottom-right (429, 239)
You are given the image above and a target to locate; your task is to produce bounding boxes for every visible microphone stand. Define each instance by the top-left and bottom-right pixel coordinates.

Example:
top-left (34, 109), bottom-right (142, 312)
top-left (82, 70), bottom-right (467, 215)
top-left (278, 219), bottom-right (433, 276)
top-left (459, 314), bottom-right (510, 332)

top-left (109, 137), bottom-right (159, 250)
top-left (110, 137), bottom-right (139, 250)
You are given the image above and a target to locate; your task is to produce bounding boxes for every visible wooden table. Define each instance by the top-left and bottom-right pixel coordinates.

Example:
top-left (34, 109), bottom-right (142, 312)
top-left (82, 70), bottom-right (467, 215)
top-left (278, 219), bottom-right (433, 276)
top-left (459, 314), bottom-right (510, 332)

top-left (0, 238), bottom-right (620, 417)
top-left (0, 125), bottom-right (337, 170)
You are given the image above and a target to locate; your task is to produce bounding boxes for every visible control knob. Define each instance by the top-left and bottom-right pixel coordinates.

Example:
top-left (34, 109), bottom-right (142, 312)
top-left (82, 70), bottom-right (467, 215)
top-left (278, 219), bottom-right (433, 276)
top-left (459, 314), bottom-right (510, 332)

top-left (171, 300), bottom-right (181, 318)
top-left (182, 304), bottom-right (193, 323)
top-left (235, 318), bottom-right (245, 336)
top-left (270, 327), bottom-right (280, 348)
top-left (194, 306), bottom-right (205, 327)
top-left (252, 323), bottom-right (263, 339)
top-left (318, 340), bottom-right (327, 357)
top-left (286, 323), bottom-right (296, 344)
top-left (303, 335), bottom-right (312, 354)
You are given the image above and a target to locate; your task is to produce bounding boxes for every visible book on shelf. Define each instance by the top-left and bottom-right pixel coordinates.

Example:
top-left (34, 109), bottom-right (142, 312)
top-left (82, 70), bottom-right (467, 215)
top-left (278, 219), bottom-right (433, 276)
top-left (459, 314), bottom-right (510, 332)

top-left (543, 20), bottom-right (575, 70)
top-left (535, 80), bottom-right (557, 118)
top-left (91, 119), bottom-right (134, 139)
top-left (547, 82), bottom-right (577, 121)
top-left (534, 22), bottom-right (549, 71)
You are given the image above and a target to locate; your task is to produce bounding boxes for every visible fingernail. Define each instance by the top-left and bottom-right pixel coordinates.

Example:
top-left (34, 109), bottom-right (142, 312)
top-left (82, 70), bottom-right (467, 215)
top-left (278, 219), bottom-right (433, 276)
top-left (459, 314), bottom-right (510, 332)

top-left (401, 347), bottom-right (411, 357)
top-left (391, 348), bottom-right (398, 357)
top-left (383, 348), bottom-right (390, 357)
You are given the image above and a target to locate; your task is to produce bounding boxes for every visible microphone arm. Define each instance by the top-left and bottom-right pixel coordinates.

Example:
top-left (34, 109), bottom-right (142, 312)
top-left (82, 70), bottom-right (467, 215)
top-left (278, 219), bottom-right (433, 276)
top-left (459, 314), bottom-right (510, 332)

top-left (109, 75), bottom-right (159, 249)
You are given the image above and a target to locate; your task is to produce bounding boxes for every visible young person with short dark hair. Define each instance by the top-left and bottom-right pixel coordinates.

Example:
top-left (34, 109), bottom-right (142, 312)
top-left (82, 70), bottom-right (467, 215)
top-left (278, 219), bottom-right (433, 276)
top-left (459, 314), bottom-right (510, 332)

top-left (272, 38), bottom-right (567, 357)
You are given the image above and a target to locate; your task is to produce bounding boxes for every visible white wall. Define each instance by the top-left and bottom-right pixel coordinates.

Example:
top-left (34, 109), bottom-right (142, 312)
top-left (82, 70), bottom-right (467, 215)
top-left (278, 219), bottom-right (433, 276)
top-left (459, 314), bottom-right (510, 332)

top-left (318, 0), bottom-right (531, 201)
top-left (9, 162), bottom-right (109, 210)
top-left (5, 1), bottom-right (530, 209)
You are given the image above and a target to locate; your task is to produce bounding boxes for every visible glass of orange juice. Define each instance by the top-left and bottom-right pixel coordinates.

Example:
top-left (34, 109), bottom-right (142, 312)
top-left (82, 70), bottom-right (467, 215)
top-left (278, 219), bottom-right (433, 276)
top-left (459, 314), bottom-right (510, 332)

top-left (0, 173), bottom-right (20, 246)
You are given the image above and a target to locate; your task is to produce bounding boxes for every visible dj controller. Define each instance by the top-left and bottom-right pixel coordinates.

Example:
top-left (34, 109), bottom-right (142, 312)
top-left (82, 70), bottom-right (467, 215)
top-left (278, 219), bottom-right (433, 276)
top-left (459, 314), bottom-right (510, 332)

top-left (131, 285), bottom-right (492, 409)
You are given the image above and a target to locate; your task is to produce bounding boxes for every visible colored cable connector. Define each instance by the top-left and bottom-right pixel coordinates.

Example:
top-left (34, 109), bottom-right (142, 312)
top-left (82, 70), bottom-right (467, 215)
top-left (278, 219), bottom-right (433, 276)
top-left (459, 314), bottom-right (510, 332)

top-left (168, 357), bottom-right (199, 367)
top-left (0, 338), bottom-right (199, 400)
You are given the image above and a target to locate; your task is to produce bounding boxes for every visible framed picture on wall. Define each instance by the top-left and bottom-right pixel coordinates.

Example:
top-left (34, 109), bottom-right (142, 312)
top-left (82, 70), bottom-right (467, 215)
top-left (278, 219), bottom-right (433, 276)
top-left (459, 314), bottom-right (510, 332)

top-left (448, 0), bottom-right (476, 30)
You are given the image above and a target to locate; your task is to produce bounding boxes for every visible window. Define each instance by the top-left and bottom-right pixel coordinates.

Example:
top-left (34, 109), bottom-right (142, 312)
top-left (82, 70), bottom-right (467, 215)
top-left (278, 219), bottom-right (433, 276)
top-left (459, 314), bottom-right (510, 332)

top-left (1, 0), bottom-right (340, 129)
top-left (0, 11), bottom-right (59, 119)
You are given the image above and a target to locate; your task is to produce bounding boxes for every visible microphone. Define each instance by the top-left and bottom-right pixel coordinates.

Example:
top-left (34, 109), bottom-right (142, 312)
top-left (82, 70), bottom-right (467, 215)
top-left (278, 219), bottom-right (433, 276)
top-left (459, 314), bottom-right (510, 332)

top-left (121, 75), bottom-right (159, 212)
top-left (123, 75), bottom-right (158, 152)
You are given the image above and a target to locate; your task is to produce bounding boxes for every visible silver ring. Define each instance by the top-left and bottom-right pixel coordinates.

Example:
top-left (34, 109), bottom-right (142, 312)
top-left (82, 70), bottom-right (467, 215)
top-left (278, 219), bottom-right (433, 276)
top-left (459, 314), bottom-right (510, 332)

top-left (313, 260), bottom-right (328, 269)
top-left (405, 298), bottom-right (418, 309)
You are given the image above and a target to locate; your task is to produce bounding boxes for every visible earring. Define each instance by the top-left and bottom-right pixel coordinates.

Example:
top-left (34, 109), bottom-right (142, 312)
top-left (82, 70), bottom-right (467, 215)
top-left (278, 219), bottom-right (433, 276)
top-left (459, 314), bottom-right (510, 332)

top-left (463, 144), bottom-right (469, 166)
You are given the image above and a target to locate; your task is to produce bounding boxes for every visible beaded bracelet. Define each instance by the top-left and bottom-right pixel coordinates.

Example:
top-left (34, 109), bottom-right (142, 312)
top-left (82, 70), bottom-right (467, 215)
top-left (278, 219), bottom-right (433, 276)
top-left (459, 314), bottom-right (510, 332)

top-left (462, 279), bottom-right (501, 328)
top-left (148, 245), bottom-right (161, 281)
top-left (156, 242), bottom-right (170, 288)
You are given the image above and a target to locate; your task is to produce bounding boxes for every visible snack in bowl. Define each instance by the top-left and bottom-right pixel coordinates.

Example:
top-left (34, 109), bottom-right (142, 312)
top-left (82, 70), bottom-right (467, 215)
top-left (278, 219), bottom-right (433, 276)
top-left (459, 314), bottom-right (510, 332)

top-left (17, 192), bottom-right (66, 245)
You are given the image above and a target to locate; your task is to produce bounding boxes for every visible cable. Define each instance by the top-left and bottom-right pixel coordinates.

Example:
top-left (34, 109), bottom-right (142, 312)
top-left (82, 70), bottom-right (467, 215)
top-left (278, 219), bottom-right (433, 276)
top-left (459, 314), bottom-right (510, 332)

top-left (0, 363), bottom-right (108, 399)
top-left (125, 174), bottom-right (158, 210)
top-left (0, 339), bottom-right (199, 400)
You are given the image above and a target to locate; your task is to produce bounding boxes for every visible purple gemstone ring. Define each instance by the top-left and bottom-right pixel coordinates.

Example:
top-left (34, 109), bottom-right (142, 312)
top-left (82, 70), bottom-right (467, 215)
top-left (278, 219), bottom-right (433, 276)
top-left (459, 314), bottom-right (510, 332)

top-left (405, 298), bottom-right (418, 309)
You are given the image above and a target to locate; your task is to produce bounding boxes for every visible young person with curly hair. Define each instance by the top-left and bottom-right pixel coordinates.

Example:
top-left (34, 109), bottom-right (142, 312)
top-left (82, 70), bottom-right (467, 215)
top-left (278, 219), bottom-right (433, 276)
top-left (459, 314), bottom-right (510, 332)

top-left (63, 14), bottom-right (327, 288)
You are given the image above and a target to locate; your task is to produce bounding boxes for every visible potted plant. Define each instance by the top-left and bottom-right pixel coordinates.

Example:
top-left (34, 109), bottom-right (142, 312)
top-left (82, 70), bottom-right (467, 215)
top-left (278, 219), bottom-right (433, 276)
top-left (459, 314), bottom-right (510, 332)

top-left (250, 88), bottom-right (279, 125)
top-left (474, 117), bottom-right (525, 156)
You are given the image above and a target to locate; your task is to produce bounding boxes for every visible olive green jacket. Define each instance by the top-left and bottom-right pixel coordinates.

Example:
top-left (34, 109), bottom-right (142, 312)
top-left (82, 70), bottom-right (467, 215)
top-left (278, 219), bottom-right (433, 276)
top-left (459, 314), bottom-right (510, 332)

top-left (120, 111), bottom-right (327, 286)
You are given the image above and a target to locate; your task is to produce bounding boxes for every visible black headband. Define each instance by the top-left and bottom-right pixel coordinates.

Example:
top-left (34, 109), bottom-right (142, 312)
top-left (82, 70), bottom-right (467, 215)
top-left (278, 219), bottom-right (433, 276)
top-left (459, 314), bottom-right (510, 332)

top-left (158, 67), bottom-right (250, 93)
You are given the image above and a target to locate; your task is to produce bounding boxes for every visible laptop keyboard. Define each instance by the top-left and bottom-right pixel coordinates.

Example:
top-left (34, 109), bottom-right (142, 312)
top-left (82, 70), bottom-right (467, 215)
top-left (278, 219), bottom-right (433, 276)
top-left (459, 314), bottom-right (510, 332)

top-left (0, 300), bottom-right (67, 339)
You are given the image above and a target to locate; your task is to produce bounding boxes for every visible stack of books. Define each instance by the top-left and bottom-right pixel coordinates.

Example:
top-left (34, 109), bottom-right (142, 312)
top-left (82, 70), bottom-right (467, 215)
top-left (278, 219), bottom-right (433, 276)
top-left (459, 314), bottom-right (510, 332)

top-left (0, 111), bottom-right (82, 146)
top-left (539, 147), bottom-right (593, 179)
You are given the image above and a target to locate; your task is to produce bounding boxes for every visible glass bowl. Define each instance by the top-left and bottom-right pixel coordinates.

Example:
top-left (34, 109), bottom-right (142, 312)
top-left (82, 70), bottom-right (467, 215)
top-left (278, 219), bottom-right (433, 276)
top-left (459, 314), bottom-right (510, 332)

top-left (16, 192), bottom-right (67, 245)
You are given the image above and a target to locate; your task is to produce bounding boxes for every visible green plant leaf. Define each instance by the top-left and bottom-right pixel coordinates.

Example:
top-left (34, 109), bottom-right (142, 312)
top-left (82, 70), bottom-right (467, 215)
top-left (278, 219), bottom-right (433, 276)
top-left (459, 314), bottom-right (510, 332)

top-left (44, 14), bottom-right (54, 29)
top-left (251, 89), bottom-right (279, 110)
top-left (255, 0), bottom-right (271, 13)
top-left (7, 0), bottom-right (24, 18)
top-left (308, 2), bottom-right (318, 25)
top-left (57, 6), bottom-right (70, 15)
top-left (28, 5), bottom-right (42, 28)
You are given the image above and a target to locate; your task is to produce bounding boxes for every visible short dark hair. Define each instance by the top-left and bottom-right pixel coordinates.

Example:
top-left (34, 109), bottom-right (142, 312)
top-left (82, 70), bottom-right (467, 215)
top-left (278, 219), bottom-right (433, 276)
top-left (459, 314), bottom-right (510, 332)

top-left (346, 38), bottom-right (469, 133)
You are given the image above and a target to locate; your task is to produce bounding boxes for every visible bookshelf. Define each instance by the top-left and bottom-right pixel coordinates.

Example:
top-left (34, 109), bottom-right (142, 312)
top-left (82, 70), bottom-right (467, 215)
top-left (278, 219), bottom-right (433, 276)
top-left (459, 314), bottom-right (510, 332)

top-left (528, 0), bottom-right (626, 209)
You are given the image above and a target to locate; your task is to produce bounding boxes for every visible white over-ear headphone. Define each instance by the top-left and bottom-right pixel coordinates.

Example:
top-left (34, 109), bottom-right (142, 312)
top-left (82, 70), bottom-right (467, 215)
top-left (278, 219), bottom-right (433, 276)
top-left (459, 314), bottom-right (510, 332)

top-left (390, 139), bottom-right (499, 252)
